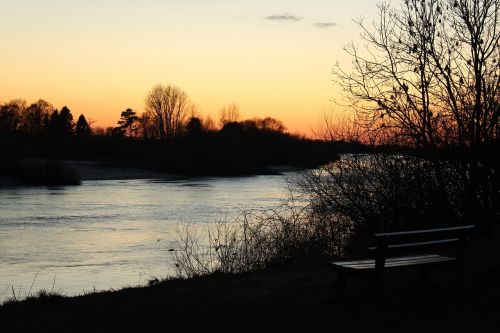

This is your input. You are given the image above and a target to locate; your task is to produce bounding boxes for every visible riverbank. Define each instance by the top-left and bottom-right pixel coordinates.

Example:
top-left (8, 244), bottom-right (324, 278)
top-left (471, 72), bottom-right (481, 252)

top-left (0, 159), bottom-right (165, 186)
top-left (64, 160), bottom-right (176, 181)
top-left (2, 131), bottom-right (343, 180)
top-left (1, 236), bottom-right (498, 332)
top-left (0, 159), bottom-right (304, 186)
top-left (65, 160), bottom-right (303, 181)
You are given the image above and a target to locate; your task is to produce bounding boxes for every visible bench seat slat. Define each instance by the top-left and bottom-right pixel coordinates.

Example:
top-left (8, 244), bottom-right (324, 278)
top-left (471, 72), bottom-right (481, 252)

top-left (367, 238), bottom-right (460, 252)
top-left (374, 225), bottom-right (474, 237)
top-left (331, 254), bottom-right (455, 270)
top-left (331, 225), bottom-right (474, 295)
top-left (385, 255), bottom-right (455, 268)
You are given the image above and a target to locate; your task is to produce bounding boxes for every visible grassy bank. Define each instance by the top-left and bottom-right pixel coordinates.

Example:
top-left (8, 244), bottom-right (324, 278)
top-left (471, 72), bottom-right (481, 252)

top-left (1, 236), bottom-right (498, 332)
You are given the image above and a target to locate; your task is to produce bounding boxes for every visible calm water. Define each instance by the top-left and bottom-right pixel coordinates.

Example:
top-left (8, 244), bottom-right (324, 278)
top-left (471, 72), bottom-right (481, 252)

top-left (0, 175), bottom-right (294, 302)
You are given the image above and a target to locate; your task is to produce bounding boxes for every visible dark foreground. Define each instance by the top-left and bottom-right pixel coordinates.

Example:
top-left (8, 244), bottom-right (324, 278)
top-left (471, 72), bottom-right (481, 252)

top-left (1, 237), bottom-right (499, 333)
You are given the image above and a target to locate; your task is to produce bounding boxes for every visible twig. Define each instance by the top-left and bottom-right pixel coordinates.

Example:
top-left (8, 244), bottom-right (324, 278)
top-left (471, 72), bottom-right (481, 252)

top-left (28, 272), bottom-right (39, 296)
top-left (51, 275), bottom-right (56, 293)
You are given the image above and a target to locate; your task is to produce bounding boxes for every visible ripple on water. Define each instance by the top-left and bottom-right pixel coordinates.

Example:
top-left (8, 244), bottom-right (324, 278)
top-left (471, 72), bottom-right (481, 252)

top-left (0, 175), bottom-right (294, 302)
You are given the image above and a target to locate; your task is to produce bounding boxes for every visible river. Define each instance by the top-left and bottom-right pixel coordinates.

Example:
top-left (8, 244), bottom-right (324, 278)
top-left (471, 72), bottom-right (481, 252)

top-left (0, 174), bottom-right (297, 302)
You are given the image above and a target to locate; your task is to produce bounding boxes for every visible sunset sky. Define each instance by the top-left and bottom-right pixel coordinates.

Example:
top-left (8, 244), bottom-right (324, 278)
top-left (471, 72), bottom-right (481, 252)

top-left (0, 0), bottom-right (377, 136)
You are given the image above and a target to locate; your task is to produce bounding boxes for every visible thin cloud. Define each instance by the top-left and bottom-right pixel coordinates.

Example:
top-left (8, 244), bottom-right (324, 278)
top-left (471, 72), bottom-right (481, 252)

top-left (314, 22), bottom-right (338, 28)
top-left (265, 14), bottom-right (302, 22)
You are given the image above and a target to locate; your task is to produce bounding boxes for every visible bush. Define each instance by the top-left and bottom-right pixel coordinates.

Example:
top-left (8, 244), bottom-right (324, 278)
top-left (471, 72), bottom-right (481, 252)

top-left (295, 153), bottom-right (473, 253)
top-left (171, 198), bottom-right (326, 278)
top-left (171, 153), bottom-right (483, 277)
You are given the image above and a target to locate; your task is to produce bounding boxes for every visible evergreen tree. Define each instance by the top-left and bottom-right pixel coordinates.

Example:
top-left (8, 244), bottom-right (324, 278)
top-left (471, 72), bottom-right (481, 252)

top-left (59, 106), bottom-right (74, 137)
top-left (48, 106), bottom-right (74, 141)
top-left (116, 108), bottom-right (139, 137)
top-left (75, 114), bottom-right (91, 136)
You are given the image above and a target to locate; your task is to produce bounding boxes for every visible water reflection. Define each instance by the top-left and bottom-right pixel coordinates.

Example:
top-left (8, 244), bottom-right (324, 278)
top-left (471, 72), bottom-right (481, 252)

top-left (0, 174), bottom-right (293, 302)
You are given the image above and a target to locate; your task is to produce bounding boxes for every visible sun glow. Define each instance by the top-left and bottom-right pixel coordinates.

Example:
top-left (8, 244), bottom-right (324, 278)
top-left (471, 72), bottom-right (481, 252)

top-left (0, 0), bottom-right (377, 136)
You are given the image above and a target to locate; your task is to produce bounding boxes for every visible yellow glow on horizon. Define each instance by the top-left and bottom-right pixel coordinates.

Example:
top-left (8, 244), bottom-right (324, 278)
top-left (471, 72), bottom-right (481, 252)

top-left (0, 0), bottom-right (376, 137)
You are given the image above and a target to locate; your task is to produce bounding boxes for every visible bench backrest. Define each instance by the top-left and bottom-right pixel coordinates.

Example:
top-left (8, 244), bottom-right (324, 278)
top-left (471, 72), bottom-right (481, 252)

top-left (370, 225), bottom-right (474, 269)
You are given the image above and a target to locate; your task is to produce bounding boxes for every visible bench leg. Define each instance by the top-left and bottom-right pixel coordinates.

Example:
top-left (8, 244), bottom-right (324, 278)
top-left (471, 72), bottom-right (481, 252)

top-left (374, 271), bottom-right (384, 297)
top-left (419, 267), bottom-right (428, 285)
top-left (455, 267), bottom-right (464, 289)
top-left (336, 271), bottom-right (347, 296)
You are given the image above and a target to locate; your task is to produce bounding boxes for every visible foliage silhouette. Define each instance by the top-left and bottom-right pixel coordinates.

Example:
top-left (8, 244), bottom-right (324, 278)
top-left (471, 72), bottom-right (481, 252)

top-left (75, 114), bottom-right (91, 137)
top-left (115, 108), bottom-right (139, 137)
top-left (185, 117), bottom-right (203, 137)
top-left (0, 98), bottom-right (348, 178)
top-left (0, 100), bottom-right (24, 134)
top-left (331, 0), bottom-right (500, 230)
top-left (47, 106), bottom-right (74, 142)
top-left (144, 84), bottom-right (190, 139)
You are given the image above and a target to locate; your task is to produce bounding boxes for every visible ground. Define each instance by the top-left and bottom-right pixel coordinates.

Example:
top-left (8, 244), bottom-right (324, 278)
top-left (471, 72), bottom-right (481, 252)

top-left (1, 236), bottom-right (498, 332)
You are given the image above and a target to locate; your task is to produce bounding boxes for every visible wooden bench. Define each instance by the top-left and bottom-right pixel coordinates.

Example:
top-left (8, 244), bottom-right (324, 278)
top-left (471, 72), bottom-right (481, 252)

top-left (330, 225), bottom-right (475, 295)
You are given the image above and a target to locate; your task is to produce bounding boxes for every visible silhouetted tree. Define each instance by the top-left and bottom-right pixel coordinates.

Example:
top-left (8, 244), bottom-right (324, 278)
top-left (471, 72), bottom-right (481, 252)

top-left (92, 126), bottom-right (106, 136)
top-left (20, 99), bottom-right (55, 136)
top-left (218, 104), bottom-right (240, 128)
top-left (105, 126), bottom-right (115, 136)
top-left (59, 106), bottom-right (75, 136)
top-left (186, 117), bottom-right (203, 137)
top-left (111, 127), bottom-right (125, 137)
top-left (48, 106), bottom-right (74, 141)
top-left (75, 114), bottom-right (91, 137)
top-left (116, 108), bottom-right (139, 137)
top-left (145, 84), bottom-right (190, 139)
top-left (202, 115), bottom-right (217, 132)
top-left (0, 100), bottom-right (25, 134)
top-left (314, 110), bottom-right (364, 143)
top-left (220, 121), bottom-right (244, 136)
top-left (256, 117), bottom-right (286, 133)
top-left (137, 113), bottom-right (155, 139)
top-left (331, 0), bottom-right (500, 228)
top-left (48, 110), bottom-right (60, 138)
top-left (334, 0), bottom-right (499, 149)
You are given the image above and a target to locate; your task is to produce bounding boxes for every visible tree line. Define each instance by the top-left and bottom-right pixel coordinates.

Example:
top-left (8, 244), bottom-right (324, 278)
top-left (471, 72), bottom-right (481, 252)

top-left (1, 84), bottom-right (346, 177)
top-left (0, 99), bottom-right (91, 139)
top-left (0, 84), bottom-right (288, 142)
top-left (110, 85), bottom-right (287, 140)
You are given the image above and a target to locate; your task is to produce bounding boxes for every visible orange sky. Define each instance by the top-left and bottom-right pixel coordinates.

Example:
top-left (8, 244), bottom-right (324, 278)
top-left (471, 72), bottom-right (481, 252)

top-left (0, 0), bottom-right (378, 137)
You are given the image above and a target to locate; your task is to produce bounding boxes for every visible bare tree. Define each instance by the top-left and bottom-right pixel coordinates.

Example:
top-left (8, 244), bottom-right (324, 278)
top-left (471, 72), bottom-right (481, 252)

top-left (92, 126), bottom-right (106, 136)
top-left (202, 115), bottom-right (217, 132)
top-left (0, 99), bottom-right (26, 134)
top-left (314, 110), bottom-right (365, 143)
top-left (145, 84), bottom-right (190, 139)
top-left (20, 99), bottom-right (55, 136)
top-left (256, 117), bottom-right (286, 133)
top-left (218, 103), bottom-right (240, 128)
top-left (331, 0), bottom-right (499, 225)
top-left (145, 85), bottom-right (165, 139)
top-left (137, 113), bottom-right (155, 139)
top-left (334, 0), bottom-right (499, 149)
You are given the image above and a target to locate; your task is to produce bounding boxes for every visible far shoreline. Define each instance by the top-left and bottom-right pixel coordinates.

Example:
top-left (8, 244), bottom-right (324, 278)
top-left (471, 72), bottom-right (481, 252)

top-left (0, 159), bottom-right (309, 186)
top-left (64, 160), bottom-right (179, 181)
top-left (65, 160), bottom-right (306, 181)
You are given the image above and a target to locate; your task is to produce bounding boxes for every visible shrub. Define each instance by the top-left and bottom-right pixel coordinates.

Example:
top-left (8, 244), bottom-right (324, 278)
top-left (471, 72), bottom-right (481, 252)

top-left (171, 153), bottom-right (480, 277)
